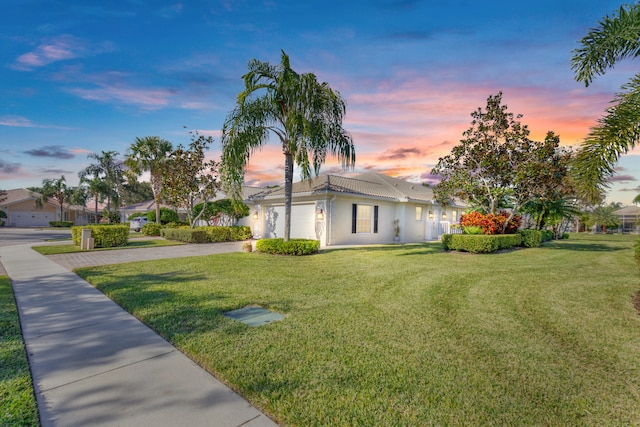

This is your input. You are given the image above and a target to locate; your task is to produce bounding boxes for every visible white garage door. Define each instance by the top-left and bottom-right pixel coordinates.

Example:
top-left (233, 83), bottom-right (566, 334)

top-left (266, 204), bottom-right (316, 239)
top-left (11, 211), bottom-right (55, 227)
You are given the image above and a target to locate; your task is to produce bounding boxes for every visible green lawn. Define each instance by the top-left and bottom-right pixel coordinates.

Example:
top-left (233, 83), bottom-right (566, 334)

top-left (0, 277), bottom-right (39, 426)
top-left (75, 234), bottom-right (640, 426)
top-left (32, 238), bottom-right (184, 255)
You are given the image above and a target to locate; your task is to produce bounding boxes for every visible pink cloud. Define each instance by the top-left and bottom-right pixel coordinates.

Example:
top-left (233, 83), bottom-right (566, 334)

top-left (12, 35), bottom-right (112, 71)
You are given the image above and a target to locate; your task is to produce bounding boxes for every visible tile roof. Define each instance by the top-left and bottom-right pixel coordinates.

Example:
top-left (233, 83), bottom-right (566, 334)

top-left (1, 188), bottom-right (48, 207)
top-left (250, 172), bottom-right (441, 204)
top-left (613, 206), bottom-right (640, 216)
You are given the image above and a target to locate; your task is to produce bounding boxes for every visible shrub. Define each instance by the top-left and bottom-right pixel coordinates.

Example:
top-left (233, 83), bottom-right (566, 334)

top-left (462, 225), bottom-right (483, 235)
top-left (199, 226), bottom-right (231, 242)
top-left (147, 207), bottom-right (179, 224)
top-left (229, 226), bottom-right (252, 241)
top-left (441, 234), bottom-right (453, 251)
top-left (519, 229), bottom-right (542, 248)
top-left (49, 221), bottom-right (73, 227)
top-left (164, 221), bottom-right (189, 228)
top-left (142, 222), bottom-right (163, 236)
top-left (562, 233), bottom-right (570, 240)
top-left (71, 225), bottom-right (129, 248)
top-left (161, 228), bottom-right (208, 243)
top-left (541, 230), bottom-right (554, 242)
top-left (460, 211), bottom-right (521, 235)
top-left (256, 238), bottom-right (320, 255)
top-left (442, 234), bottom-right (521, 254)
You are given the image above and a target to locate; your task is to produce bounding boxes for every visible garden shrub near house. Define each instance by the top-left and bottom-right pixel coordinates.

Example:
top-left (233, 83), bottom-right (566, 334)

top-left (142, 222), bottom-right (162, 236)
top-left (71, 225), bottom-right (129, 248)
top-left (161, 228), bottom-right (208, 243)
top-left (146, 207), bottom-right (179, 224)
top-left (519, 229), bottom-right (542, 248)
top-left (200, 226), bottom-right (231, 242)
top-left (442, 234), bottom-right (522, 253)
top-left (256, 238), bottom-right (320, 255)
top-left (460, 211), bottom-right (521, 235)
top-left (229, 226), bottom-right (252, 241)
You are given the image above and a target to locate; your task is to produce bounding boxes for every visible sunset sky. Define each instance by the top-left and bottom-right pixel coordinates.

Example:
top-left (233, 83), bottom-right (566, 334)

top-left (2, 0), bottom-right (639, 205)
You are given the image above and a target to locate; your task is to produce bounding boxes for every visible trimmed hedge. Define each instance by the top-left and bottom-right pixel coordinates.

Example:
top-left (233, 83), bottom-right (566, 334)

top-left (442, 234), bottom-right (522, 254)
top-left (200, 226), bottom-right (231, 242)
top-left (142, 222), bottom-right (163, 236)
top-left (49, 221), bottom-right (73, 228)
top-left (519, 229), bottom-right (542, 248)
top-left (229, 226), bottom-right (253, 241)
top-left (71, 225), bottom-right (129, 248)
top-left (541, 230), bottom-right (554, 242)
top-left (161, 228), bottom-right (208, 243)
top-left (256, 238), bottom-right (320, 256)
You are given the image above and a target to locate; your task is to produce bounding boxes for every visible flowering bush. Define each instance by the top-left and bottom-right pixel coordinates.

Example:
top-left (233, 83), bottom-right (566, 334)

top-left (460, 211), bottom-right (521, 235)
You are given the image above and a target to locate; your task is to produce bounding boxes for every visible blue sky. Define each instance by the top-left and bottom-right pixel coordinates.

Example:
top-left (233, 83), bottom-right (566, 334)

top-left (2, 0), bottom-right (638, 205)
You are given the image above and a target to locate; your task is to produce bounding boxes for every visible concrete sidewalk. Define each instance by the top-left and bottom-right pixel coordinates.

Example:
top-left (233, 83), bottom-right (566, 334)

top-left (0, 243), bottom-right (277, 427)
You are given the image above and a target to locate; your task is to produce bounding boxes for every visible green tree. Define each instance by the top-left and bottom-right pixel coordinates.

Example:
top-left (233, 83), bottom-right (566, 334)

top-left (590, 204), bottom-right (621, 234)
top-left (120, 180), bottom-right (154, 206)
top-left (571, 3), bottom-right (640, 203)
top-left (125, 136), bottom-right (173, 224)
top-left (162, 132), bottom-right (220, 228)
top-left (193, 199), bottom-right (249, 226)
top-left (79, 150), bottom-right (124, 223)
top-left (432, 93), bottom-right (570, 232)
top-left (38, 176), bottom-right (68, 219)
top-left (221, 50), bottom-right (355, 241)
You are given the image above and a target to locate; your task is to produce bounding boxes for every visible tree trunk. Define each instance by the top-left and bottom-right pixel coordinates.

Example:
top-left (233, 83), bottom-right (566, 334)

top-left (284, 151), bottom-right (293, 242)
top-left (151, 173), bottom-right (162, 224)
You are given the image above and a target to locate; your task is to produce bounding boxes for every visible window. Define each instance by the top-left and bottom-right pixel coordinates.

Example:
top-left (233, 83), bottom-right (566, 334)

top-left (452, 210), bottom-right (458, 222)
top-left (416, 206), bottom-right (422, 221)
top-left (352, 204), bottom-right (378, 233)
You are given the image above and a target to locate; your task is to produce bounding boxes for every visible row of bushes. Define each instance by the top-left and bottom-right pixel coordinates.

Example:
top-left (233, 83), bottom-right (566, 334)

top-left (157, 226), bottom-right (253, 243)
top-left (443, 229), bottom-right (569, 253)
top-left (256, 238), bottom-right (320, 255)
top-left (49, 221), bottom-right (74, 227)
top-left (71, 225), bottom-right (129, 248)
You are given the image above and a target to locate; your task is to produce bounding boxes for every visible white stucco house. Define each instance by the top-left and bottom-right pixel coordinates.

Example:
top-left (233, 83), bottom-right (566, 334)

top-left (240, 172), bottom-right (465, 247)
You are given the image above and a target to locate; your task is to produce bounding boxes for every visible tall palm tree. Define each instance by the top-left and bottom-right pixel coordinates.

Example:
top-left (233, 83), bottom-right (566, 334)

top-left (571, 3), bottom-right (640, 203)
top-left (221, 51), bottom-right (356, 241)
top-left (125, 136), bottom-right (173, 224)
top-left (79, 150), bottom-right (123, 223)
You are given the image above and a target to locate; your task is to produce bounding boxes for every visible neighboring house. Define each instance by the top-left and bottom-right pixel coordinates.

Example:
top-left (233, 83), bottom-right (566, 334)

top-left (613, 205), bottom-right (640, 233)
top-left (246, 172), bottom-right (466, 247)
top-left (0, 188), bottom-right (91, 227)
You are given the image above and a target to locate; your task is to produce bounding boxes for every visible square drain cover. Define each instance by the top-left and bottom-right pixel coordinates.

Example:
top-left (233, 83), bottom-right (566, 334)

top-left (223, 306), bottom-right (285, 327)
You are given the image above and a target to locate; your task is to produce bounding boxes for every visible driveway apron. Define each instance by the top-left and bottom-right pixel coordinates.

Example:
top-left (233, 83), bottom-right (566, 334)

top-left (0, 242), bottom-right (277, 427)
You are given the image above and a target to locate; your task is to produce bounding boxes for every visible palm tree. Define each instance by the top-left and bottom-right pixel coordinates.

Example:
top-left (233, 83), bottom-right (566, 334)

top-left (221, 51), bottom-right (356, 241)
top-left (125, 136), bottom-right (173, 224)
top-left (39, 175), bottom-right (68, 220)
top-left (590, 204), bottom-right (621, 234)
top-left (571, 3), bottom-right (640, 203)
top-left (79, 150), bottom-right (123, 223)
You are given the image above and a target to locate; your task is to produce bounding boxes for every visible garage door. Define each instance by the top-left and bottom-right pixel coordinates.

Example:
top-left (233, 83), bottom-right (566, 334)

top-left (10, 211), bottom-right (55, 227)
top-left (266, 204), bottom-right (316, 239)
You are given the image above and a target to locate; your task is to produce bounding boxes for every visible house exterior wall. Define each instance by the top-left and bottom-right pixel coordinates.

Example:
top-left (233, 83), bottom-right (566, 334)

top-left (7, 200), bottom-right (58, 227)
top-left (249, 195), bottom-right (467, 247)
top-left (327, 196), bottom-right (397, 246)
